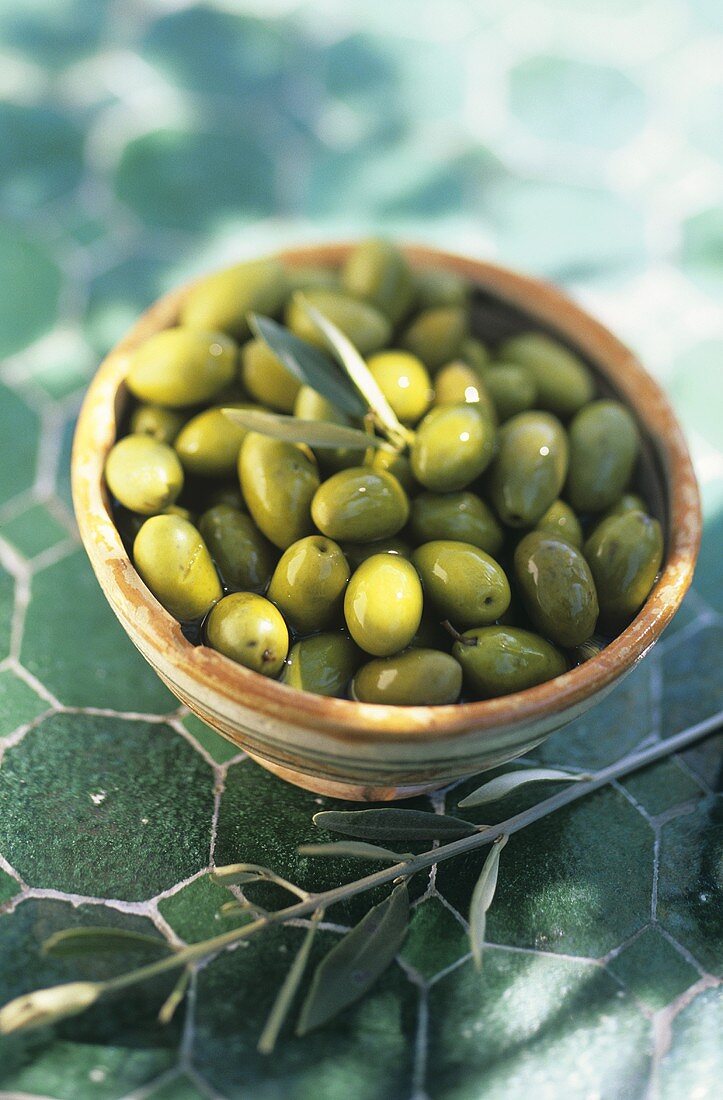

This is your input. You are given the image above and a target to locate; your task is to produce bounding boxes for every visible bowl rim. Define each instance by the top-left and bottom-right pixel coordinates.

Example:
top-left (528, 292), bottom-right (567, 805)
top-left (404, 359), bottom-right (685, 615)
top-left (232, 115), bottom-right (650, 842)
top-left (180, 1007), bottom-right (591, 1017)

top-left (71, 242), bottom-right (702, 744)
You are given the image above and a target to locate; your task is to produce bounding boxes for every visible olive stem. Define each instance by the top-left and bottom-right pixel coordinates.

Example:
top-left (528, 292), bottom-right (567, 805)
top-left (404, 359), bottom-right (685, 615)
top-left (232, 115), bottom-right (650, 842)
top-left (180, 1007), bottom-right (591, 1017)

top-left (441, 619), bottom-right (474, 644)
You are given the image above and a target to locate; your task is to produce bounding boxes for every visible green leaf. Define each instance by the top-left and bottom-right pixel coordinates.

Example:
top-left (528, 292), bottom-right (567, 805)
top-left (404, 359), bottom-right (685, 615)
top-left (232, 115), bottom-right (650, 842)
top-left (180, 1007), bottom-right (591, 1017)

top-left (42, 927), bottom-right (174, 959)
top-left (457, 768), bottom-right (589, 808)
top-left (222, 407), bottom-right (383, 450)
top-left (258, 909), bottom-right (324, 1054)
top-left (298, 841), bottom-right (413, 863)
top-left (210, 863), bottom-right (308, 900)
top-left (469, 836), bottom-right (508, 970)
top-left (296, 884), bottom-right (409, 1035)
top-left (313, 808), bottom-right (477, 845)
top-left (250, 313), bottom-right (367, 417)
top-left (158, 968), bottom-right (191, 1025)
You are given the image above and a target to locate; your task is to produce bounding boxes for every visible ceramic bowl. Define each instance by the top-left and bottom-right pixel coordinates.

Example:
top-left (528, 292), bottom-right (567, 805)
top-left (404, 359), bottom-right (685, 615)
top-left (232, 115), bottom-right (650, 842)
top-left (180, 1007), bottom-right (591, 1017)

top-left (71, 244), bottom-right (701, 801)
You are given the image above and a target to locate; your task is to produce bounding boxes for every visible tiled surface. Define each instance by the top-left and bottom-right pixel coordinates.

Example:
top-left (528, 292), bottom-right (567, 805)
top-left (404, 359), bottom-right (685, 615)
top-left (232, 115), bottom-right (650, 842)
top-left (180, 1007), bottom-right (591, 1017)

top-left (0, 1), bottom-right (721, 1098)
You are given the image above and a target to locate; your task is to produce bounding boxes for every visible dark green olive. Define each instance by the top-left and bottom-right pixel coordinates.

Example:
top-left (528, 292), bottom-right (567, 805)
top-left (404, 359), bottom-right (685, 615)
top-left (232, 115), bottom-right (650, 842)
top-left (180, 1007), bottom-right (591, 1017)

top-left (344, 554), bottom-right (423, 656)
top-left (433, 361), bottom-right (497, 424)
top-left (483, 363), bottom-right (537, 422)
top-left (311, 467), bottom-right (409, 543)
top-left (413, 267), bottom-right (470, 310)
top-left (198, 504), bottom-right (277, 593)
top-left (126, 328), bottom-right (237, 408)
top-left (174, 404), bottom-right (252, 478)
top-left (412, 540), bottom-right (510, 628)
top-left (514, 531), bottom-right (598, 647)
top-left (352, 649), bottom-right (462, 706)
top-left (267, 535), bottom-right (350, 634)
top-left (460, 337), bottom-right (490, 375)
top-left (370, 448), bottom-right (416, 494)
top-left (411, 404), bottom-right (496, 492)
top-left (487, 411), bottom-right (568, 527)
top-left (239, 433), bottom-right (319, 549)
top-left (601, 492), bottom-right (646, 521)
top-left (240, 338), bottom-right (301, 413)
top-left (286, 288), bottom-right (391, 356)
top-left (341, 239), bottom-right (414, 324)
top-left (208, 484), bottom-right (246, 511)
top-left (566, 400), bottom-right (639, 513)
top-left (367, 350), bottom-right (433, 424)
top-left (400, 306), bottom-right (468, 371)
top-left (535, 500), bottom-right (583, 549)
top-left (453, 626), bottom-right (567, 698)
top-left (410, 616), bottom-right (453, 651)
top-left (180, 258), bottom-right (287, 340)
top-left (282, 632), bottom-right (363, 696)
top-left (409, 491), bottom-right (504, 557)
top-left (105, 434), bottom-right (184, 515)
top-left (129, 405), bottom-right (186, 445)
top-left (584, 510), bottom-right (663, 625)
top-left (205, 592), bottom-right (288, 676)
top-left (133, 515), bottom-right (221, 620)
top-left (340, 538), bottom-right (410, 572)
top-left (499, 332), bottom-right (594, 418)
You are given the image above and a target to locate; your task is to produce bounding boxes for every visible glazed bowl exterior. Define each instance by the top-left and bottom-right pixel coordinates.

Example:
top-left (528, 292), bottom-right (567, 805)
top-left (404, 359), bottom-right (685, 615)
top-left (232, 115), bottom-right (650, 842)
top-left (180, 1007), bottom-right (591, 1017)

top-left (71, 244), bottom-right (701, 801)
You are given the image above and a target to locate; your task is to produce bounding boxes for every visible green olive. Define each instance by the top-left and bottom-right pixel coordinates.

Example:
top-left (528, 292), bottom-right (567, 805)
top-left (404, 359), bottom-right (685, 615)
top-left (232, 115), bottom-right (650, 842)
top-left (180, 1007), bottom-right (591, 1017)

top-left (352, 649), bottom-right (462, 706)
top-left (400, 306), bottom-right (468, 372)
top-left (344, 554), bottom-right (423, 656)
top-left (129, 405), bottom-right (186, 445)
top-left (453, 626), bottom-right (567, 698)
top-left (414, 268), bottom-right (470, 310)
top-left (198, 504), bottom-right (277, 593)
top-left (433, 361), bottom-right (497, 424)
top-left (293, 386), bottom-right (366, 474)
top-left (460, 337), bottom-right (490, 375)
top-left (499, 332), bottom-right (594, 418)
top-left (126, 328), bottom-right (237, 408)
top-left (566, 400), bottom-right (639, 513)
top-left (162, 504), bottom-right (195, 522)
top-left (409, 491), bottom-right (504, 557)
top-left (180, 258), bottom-right (287, 340)
top-left (341, 239), bottom-right (414, 324)
top-left (487, 411), bottom-right (568, 527)
top-left (311, 467), bottom-right (409, 543)
top-left (239, 433), bottom-right (320, 549)
top-left (208, 484), bottom-right (246, 511)
top-left (410, 616), bottom-right (453, 651)
top-left (267, 535), bottom-right (350, 634)
top-left (370, 449), bottom-right (416, 495)
top-left (483, 363), bottom-right (537, 422)
top-left (105, 434), bottom-right (184, 515)
top-left (340, 538), bottom-right (410, 572)
top-left (174, 404), bottom-right (252, 478)
top-left (133, 515), bottom-right (221, 620)
top-left (601, 492), bottom-right (646, 521)
top-left (205, 592), bottom-right (288, 676)
top-left (514, 531), bottom-right (598, 647)
top-left (286, 265), bottom-right (339, 294)
top-left (412, 540), bottom-right (511, 628)
top-left (285, 288), bottom-right (391, 356)
top-left (239, 338), bottom-right (301, 413)
top-left (366, 350), bottom-right (433, 424)
top-left (584, 510), bottom-right (663, 625)
top-left (411, 404), bottom-right (496, 492)
top-left (281, 632), bottom-right (362, 697)
top-left (535, 500), bottom-right (583, 549)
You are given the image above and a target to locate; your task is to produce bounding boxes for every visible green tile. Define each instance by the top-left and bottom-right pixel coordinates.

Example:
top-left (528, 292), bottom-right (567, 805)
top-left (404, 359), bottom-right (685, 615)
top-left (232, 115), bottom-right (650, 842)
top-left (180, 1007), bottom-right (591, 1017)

top-left (607, 928), bottom-right (699, 1010)
top-left (0, 102), bottom-right (83, 211)
top-left (0, 384), bottom-right (38, 507)
top-left (660, 587), bottom-right (707, 641)
top-left (85, 253), bottom-right (178, 356)
top-left (56, 415), bottom-right (76, 509)
top-left (0, 564), bottom-right (13, 660)
top-left (28, 336), bottom-right (96, 400)
top-left (181, 712), bottom-right (241, 764)
top-left (193, 924), bottom-right (415, 1098)
top-left (0, 0), bottom-right (108, 70)
top-left (437, 787), bottom-right (653, 957)
top-left (657, 796), bottom-right (722, 974)
top-left (0, 224), bottom-right (61, 356)
top-left (21, 550), bottom-right (176, 712)
top-left (0, 713), bottom-right (213, 900)
top-left (0, 668), bottom-right (48, 736)
top-left (145, 1072), bottom-right (207, 1100)
top-left (670, 339), bottom-right (723, 454)
top-left (680, 732), bottom-right (723, 794)
top-left (3, 1043), bottom-right (176, 1100)
top-left (0, 502), bottom-right (69, 559)
top-left (427, 951), bottom-right (650, 1100)
top-left (621, 759), bottom-right (703, 817)
top-left (401, 898), bottom-right (469, 980)
top-left (694, 512), bottom-right (723, 614)
top-left (0, 867), bottom-right (20, 905)
top-left (158, 873), bottom-right (249, 944)
top-left (660, 624), bottom-right (723, 739)
top-left (659, 986), bottom-right (723, 1100)
top-left (681, 207), bottom-right (723, 293)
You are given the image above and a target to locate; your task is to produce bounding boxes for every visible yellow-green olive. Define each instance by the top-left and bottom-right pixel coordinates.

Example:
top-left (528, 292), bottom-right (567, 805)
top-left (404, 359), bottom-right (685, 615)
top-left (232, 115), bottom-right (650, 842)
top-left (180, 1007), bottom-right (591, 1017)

top-left (174, 404), bottom-right (252, 478)
top-left (370, 450), bottom-right (417, 495)
top-left (460, 337), bottom-right (490, 375)
top-left (180, 258), bottom-right (287, 340)
top-left (366, 350), bottom-right (433, 424)
top-left (412, 540), bottom-right (511, 628)
top-left (584, 510), bottom-right (663, 625)
top-left (239, 433), bottom-right (320, 549)
top-left (409, 491), bottom-right (504, 557)
top-left (129, 405), bottom-right (186, 445)
top-left (499, 332), bottom-right (594, 418)
top-left (285, 288), bottom-right (391, 356)
top-left (133, 515), bottom-right (221, 620)
top-left (535, 500), bottom-right (583, 549)
top-left (483, 363), bottom-right (537, 422)
top-left (400, 306), bottom-right (468, 372)
top-left (205, 592), bottom-right (288, 676)
top-left (566, 400), bottom-right (639, 513)
top-left (267, 535), bottom-right (350, 634)
top-left (514, 531), bottom-right (598, 647)
top-left (198, 504), bottom-right (277, 593)
top-left (344, 554), bottom-right (423, 656)
top-left (162, 504), bottom-right (195, 522)
top-left (293, 385), bottom-right (367, 473)
top-left (126, 328), bottom-right (237, 408)
top-left (433, 361), bottom-right (497, 424)
top-left (453, 626), bottom-right (567, 698)
top-left (487, 411), bottom-right (568, 527)
top-left (352, 649), bottom-right (462, 706)
top-left (105, 434), bottom-right (184, 515)
top-left (414, 268), bottom-right (470, 310)
top-left (281, 632), bottom-right (363, 696)
top-left (286, 265), bottom-right (339, 294)
top-left (341, 239), bottom-right (414, 324)
top-left (601, 492), bottom-right (646, 521)
top-left (311, 467), bottom-right (409, 543)
top-left (239, 338), bottom-right (301, 413)
top-left (411, 404), bottom-right (496, 492)
top-left (340, 538), bottom-right (410, 572)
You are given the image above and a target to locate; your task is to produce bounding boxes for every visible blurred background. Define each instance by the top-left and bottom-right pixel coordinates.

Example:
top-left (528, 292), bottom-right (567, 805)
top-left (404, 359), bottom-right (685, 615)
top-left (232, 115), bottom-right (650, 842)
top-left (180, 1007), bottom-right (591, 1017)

top-left (0, 0), bottom-right (720, 587)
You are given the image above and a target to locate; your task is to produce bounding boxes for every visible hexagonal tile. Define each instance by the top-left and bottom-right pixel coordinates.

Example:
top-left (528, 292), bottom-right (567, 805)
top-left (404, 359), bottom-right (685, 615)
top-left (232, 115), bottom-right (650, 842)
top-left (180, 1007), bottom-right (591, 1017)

top-left (0, 0), bottom-right (109, 70)
top-left (680, 732), bottom-right (723, 794)
top-left (0, 224), bottom-right (61, 356)
top-left (143, 1073), bottom-right (207, 1100)
top-left (0, 668), bottom-right (48, 737)
top-left (0, 384), bottom-right (38, 507)
top-left (0, 564), bottom-right (15, 660)
top-left (85, 253), bottom-right (178, 356)
top-left (659, 624), bottom-right (723, 739)
top-left (606, 927), bottom-right (699, 1011)
top-left (658, 986), bottom-right (722, 1100)
top-left (621, 759), bottom-right (703, 817)
top-left (400, 898), bottom-right (469, 981)
top-left (0, 713), bottom-right (213, 900)
top-left (180, 713), bottom-right (240, 765)
top-left (158, 873), bottom-right (248, 944)
top-left (681, 207), bottom-right (723, 294)
top-left (0, 102), bottom-right (83, 211)
top-left (0, 502), bottom-right (69, 560)
top-left (0, 867), bottom-right (20, 905)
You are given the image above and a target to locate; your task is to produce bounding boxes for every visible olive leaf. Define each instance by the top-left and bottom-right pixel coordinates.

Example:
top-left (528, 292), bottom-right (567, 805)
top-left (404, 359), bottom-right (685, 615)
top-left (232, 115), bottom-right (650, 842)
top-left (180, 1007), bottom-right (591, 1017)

top-left (298, 841), bottom-right (413, 863)
top-left (42, 927), bottom-right (175, 958)
top-left (249, 313), bottom-right (367, 417)
top-left (296, 883), bottom-right (409, 1035)
top-left (313, 808), bottom-right (477, 845)
top-left (457, 768), bottom-right (590, 809)
top-left (469, 835), bottom-right (508, 970)
top-left (258, 909), bottom-right (324, 1054)
top-left (158, 968), bottom-right (191, 1025)
top-left (211, 863), bottom-right (308, 900)
top-left (222, 408), bottom-right (384, 451)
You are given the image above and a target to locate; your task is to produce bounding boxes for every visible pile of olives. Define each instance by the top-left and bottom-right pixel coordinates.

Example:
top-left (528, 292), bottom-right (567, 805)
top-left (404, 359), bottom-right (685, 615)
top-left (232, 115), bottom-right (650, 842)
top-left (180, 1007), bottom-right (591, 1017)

top-left (105, 240), bottom-right (664, 707)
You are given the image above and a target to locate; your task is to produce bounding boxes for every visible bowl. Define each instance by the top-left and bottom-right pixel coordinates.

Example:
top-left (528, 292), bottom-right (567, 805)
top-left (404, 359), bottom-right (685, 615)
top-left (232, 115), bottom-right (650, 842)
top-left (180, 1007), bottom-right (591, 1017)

top-left (71, 243), bottom-right (701, 802)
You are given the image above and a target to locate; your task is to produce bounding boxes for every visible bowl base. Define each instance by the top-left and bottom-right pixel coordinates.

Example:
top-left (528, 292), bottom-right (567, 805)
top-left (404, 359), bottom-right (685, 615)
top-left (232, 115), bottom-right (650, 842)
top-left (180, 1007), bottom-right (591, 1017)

top-left (245, 751), bottom-right (451, 803)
